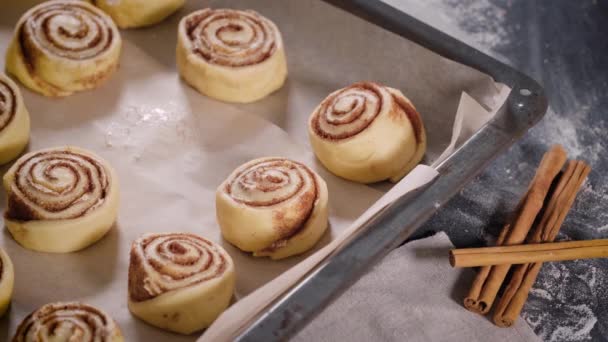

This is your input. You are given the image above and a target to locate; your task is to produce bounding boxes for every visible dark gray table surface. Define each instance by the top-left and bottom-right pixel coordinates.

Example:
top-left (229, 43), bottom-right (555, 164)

top-left (409, 0), bottom-right (608, 341)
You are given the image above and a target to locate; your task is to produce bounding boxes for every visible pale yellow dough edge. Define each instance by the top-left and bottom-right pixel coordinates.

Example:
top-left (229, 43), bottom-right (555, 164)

top-left (94, 0), bottom-right (185, 29)
top-left (128, 261), bottom-right (235, 334)
top-left (0, 248), bottom-right (15, 318)
top-left (309, 87), bottom-right (427, 184)
top-left (176, 15), bottom-right (288, 103)
top-left (14, 302), bottom-right (124, 341)
top-left (3, 147), bottom-right (120, 253)
top-left (0, 75), bottom-right (30, 165)
top-left (5, 1), bottom-right (122, 97)
top-left (216, 160), bottom-right (329, 260)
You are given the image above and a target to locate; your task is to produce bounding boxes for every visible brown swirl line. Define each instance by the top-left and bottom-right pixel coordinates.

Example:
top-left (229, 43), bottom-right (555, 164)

top-left (129, 233), bottom-right (228, 302)
top-left (17, 1), bottom-right (115, 70)
top-left (224, 158), bottom-right (318, 250)
top-left (311, 82), bottom-right (384, 140)
top-left (6, 150), bottom-right (109, 221)
top-left (392, 89), bottom-right (424, 143)
top-left (184, 9), bottom-right (277, 67)
top-left (0, 79), bottom-right (16, 131)
top-left (311, 82), bottom-right (423, 143)
top-left (13, 302), bottom-right (117, 342)
top-left (224, 158), bottom-right (318, 206)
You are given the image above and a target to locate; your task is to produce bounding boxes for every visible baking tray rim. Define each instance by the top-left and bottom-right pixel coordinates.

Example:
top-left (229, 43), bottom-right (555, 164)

top-left (234, 0), bottom-right (548, 340)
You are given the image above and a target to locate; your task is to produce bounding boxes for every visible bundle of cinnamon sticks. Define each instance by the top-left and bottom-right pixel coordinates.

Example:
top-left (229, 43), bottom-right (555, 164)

top-left (457, 145), bottom-right (592, 327)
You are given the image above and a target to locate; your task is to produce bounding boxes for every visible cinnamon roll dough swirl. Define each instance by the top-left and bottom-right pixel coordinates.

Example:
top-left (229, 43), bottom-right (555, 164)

top-left (216, 157), bottom-right (329, 260)
top-left (177, 8), bottom-right (287, 103)
top-left (3, 146), bottom-right (119, 253)
top-left (0, 248), bottom-right (15, 318)
top-left (309, 82), bottom-right (427, 183)
top-left (128, 233), bottom-right (235, 334)
top-left (6, 0), bottom-right (122, 97)
top-left (13, 302), bottom-right (123, 342)
top-left (0, 74), bottom-right (30, 165)
top-left (93, 0), bottom-right (185, 29)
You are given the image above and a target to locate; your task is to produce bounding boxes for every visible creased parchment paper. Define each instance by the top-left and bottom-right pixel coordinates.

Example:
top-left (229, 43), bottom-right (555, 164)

top-left (0, 0), bottom-right (509, 341)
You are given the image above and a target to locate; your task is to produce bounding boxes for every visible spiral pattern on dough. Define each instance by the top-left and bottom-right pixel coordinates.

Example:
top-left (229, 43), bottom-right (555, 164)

top-left (17, 0), bottom-right (116, 63)
top-left (310, 82), bottom-right (424, 142)
top-left (129, 233), bottom-right (230, 302)
top-left (13, 302), bottom-right (120, 342)
top-left (0, 79), bottom-right (16, 132)
top-left (224, 158), bottom-right (318, 211)
top-left (184, 8), bottom-right (279, 67)
top-left (6, 150), bottom-right (110, 221)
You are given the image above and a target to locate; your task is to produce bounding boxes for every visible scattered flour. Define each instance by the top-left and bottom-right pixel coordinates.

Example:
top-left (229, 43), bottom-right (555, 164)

top-left (575, 182), bottom-right (608, 234)
top-left (435, 0), bottom-right (509, 50)
top-left (532, 108), bottom-right (606, 164)
top-left (550, 306), bottom-right (597, 342)
top-left (104, 103), bottom-right (198, 163)
top-left (383, 0), bottom-right (510, 57)
top-left (523, 261), bottom-right (604, 342)
top-left (596, 223), bottom-right (608, 232)
top-left (530, 288), bottom-right (553, 301)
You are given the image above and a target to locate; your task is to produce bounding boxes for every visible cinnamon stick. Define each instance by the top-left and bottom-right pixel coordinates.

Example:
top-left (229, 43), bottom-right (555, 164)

top-left (493, 159), bottom-right (590, 327)
top-left (463, 223), bottom-right (510, 312)
top-left (463, 145), bottom-right (567, 314)
top-left (450, 239), bottom-right (608, 267)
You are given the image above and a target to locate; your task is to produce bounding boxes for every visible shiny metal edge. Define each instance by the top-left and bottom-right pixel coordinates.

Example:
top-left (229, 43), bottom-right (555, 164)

top-left (235, 0), bottom-right (548, 340)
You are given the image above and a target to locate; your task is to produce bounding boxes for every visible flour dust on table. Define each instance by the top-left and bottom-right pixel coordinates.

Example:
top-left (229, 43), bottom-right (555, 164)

top-left (523, 259), bottom-right (607, 342)
top-left (383, 0), bottom-right (511, 59)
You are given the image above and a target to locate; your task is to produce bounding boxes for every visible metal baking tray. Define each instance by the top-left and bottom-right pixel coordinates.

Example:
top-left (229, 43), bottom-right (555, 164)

top-left (235, 0), bottom-right (548, 340)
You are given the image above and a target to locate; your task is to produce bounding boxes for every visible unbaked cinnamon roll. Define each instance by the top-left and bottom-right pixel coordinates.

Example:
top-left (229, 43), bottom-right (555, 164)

top-left (13, 302), bottom-right (123, 342)
top-left (309, 82), bottom-right (427, 183)
top-left (128, 232), bottom-right (235, 334)
top-left (0, 74), bottom-right (30, 165)
top-left (177, 8), bottom-right (287, 103)
top-left (5, 0), bottom-right (122, 97)
top-left (216, 157), bottom-right (329, 260)
top-left (0, 248), bottom-right (14, 318)
top-left (3, 146), bottom-right (120, 253)
top-left (93, 0), bottom-right (185, 29)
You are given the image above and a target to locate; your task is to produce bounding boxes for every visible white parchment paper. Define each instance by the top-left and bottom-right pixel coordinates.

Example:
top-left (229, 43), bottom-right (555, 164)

top-left (0, 1), bottom-right (509, 341)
